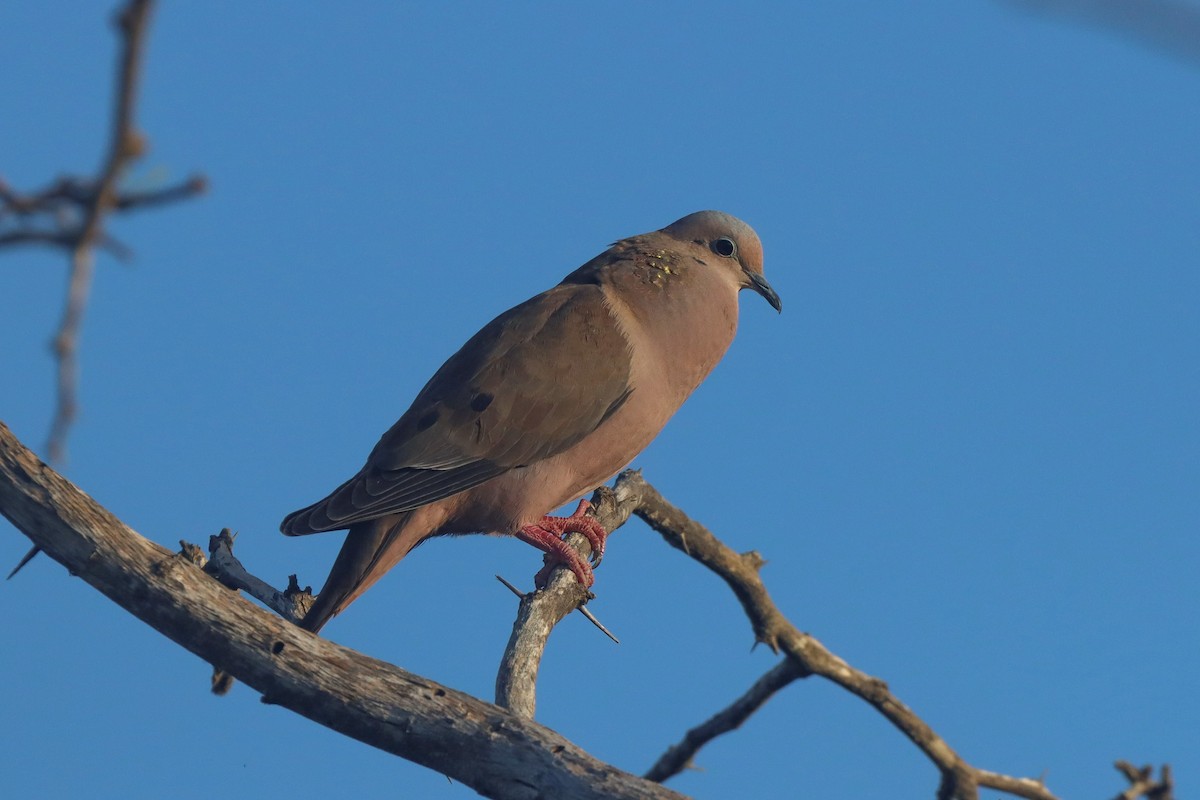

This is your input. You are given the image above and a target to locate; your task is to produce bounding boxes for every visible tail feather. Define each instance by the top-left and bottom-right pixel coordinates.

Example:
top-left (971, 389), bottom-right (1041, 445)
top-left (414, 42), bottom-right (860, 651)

top-left (299, 511), bottom-right (421, 634)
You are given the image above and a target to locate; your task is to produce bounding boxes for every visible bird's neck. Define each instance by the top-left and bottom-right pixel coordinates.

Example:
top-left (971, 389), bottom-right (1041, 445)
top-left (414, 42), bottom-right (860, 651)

top-left (601, 243), bottom-right (740, 399)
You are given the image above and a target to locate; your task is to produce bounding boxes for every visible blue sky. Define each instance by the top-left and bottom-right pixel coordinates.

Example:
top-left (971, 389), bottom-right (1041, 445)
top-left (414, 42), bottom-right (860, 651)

top-left (2, 2), bottom-right (1197, 798)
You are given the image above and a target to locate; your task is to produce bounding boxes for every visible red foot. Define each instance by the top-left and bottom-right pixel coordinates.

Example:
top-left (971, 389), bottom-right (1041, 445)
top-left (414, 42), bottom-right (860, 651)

top-left (515, 500), bottom-right (609, 588)
top-left (540, 499), bottom-right (608, 565)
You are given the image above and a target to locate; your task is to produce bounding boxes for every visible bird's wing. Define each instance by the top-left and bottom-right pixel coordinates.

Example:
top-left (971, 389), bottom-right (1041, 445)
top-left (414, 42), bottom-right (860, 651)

top-left (282, 282), bottom-right (633, 534)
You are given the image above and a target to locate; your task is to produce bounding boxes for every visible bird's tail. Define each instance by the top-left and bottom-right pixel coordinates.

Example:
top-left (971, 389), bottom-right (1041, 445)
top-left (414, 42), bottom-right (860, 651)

top-left (298, 511), bottom-right (421, 634)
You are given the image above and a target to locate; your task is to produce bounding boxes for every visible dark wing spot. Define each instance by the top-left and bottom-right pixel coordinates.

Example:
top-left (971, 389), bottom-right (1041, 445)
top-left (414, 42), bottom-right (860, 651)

top-left (470, 392), bottom-right (494, 412)
top-left (417, 410), bottom-right (439, 431)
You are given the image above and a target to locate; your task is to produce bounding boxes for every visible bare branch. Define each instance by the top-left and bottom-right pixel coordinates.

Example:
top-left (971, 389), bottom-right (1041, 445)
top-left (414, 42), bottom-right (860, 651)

top-left (202, 528), bottom-right (314, 623)
top-left (1113, 761), bottom-right (1174, 800)
top-left (494, 565), bottom-right (593, 718)
top-left (0, 420), bottom-right (682, 800)
top-left (0, 175), bottom-right (206, 226)
top-left (1, 2), bottom-right (205, 472)
top-left (199, 529), bottom-right (315, 695)
top-left (644, 658), bottom-right (806, 783)
top-left (613, 470), bottom-right (1061, 800)
top-left (0, 226), bottom-right (137, 260)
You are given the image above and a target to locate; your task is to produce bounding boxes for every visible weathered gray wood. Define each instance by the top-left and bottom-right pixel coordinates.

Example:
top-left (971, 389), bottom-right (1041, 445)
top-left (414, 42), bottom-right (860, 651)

top-left (0, 421), bottom-right (683, 800)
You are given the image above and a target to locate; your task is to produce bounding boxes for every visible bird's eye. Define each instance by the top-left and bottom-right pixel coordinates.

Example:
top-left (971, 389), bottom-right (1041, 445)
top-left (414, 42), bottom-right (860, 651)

top-left (711, 237), bottom-right (737, 258)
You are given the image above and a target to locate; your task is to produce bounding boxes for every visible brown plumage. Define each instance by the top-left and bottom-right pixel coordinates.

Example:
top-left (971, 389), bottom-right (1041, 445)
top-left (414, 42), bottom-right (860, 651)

top-left (282, 210), bottom-right (781, 633)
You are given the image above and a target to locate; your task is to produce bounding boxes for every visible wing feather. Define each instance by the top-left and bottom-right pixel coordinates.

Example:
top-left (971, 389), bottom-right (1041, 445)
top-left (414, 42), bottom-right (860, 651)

top-left (281, 281), bottom-right (633, 535)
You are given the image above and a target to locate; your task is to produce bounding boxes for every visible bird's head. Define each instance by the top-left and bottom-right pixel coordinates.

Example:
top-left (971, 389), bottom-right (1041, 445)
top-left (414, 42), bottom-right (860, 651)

top-left (661, 210), bottom-right (781, 313)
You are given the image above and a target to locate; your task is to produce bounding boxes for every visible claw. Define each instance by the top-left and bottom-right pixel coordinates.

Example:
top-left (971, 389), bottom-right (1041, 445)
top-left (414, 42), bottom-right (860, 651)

top-left (540, 499), bottom-right (607, 566)
top-left (515, 499), bottom-right (610, 588)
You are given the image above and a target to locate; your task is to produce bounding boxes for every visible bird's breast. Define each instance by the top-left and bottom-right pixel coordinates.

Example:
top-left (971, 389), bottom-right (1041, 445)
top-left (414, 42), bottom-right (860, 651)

top-left (607, 266), bottom-right (741, 402)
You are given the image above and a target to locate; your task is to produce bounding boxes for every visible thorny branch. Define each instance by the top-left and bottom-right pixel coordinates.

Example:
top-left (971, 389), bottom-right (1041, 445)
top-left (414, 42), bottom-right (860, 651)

top-left (493, 488), bottom-right (635, 718)
top-left (191, 466), bottom-right (1170, 800)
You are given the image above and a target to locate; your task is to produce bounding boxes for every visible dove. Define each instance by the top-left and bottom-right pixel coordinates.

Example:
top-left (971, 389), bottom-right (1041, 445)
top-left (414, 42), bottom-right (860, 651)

top-left (282, 210), bottom-right (781, 633)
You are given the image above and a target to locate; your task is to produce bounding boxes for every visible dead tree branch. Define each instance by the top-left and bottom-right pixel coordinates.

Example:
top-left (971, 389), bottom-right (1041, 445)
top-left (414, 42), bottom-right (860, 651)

top-left (494, 484), bottom-right (635, 717)
top-left (199, 528), bottom-right (314, 623)
top-left (644, 658), bottom-right (806, 782)
top-left (494, 566), bottom-right (593, 718)
top-left (0, 420), bottom-right (681, 800)
top-left (198, 529), bottom-right (314, 695)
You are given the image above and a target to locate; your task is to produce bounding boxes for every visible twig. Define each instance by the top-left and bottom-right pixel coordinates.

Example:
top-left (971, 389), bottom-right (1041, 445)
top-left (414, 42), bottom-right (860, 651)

top-left (200, 529), bottom-right (314, 623)
top-left (0, 230), bottom-right (78, 249)
top-left (0, 228), bottom-right (135, 260)
top-left (0, 175), bottom-right (204, 222)
top-left (114, 175), bottom-right (208, 210)
top-left (1113, 761), bottom-right (1174, 800)
top-left (48, 245), bottom-right (95, 464)
top-left (197, 529), bottom-right (315, 695)
top-left (495, 574), bottom-right (525, 598)
top-left (644, 658), bottom-right (806, 782)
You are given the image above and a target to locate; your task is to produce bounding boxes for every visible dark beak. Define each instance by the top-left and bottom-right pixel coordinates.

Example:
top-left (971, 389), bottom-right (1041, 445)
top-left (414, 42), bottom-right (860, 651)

top-left (746, 271), bottom-right (782, 313)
